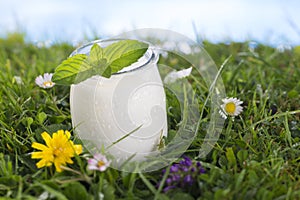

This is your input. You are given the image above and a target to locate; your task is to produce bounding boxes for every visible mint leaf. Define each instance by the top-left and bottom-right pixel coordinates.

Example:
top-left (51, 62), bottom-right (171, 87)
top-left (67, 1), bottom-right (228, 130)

top-left (53, 40), bottom-right (149, 85)
top-left (87, 44), bottom-right (111, 78)
top-left (88, 43), bottom-right (104, 66)
top-left (92, 58), bottom-right (111, 78)
top-left (52, 54), bottom-right (94, 85)
top-left (104, 40), bottom-right (149, 73)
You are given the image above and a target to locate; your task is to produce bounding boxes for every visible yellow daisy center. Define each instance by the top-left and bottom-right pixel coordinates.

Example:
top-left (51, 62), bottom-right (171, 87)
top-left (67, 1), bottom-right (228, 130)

top-left (53, 147), bottom-right (64, 157)
top-left (97, 160), bottom-right (105, 168)
top-left (225, 102), bottom-right (236, 114)
top-left (43, 81), bottom-right (53, 87)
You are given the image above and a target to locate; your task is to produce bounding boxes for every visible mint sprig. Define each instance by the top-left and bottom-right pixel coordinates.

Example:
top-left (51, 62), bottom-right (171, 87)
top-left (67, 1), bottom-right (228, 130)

top-left (52, 40), bottom-right (149, 85)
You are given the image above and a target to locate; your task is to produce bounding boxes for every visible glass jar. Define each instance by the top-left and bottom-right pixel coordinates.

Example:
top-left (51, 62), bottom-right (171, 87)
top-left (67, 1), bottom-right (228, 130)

top-left (70, 39), bottom-right (167, 166)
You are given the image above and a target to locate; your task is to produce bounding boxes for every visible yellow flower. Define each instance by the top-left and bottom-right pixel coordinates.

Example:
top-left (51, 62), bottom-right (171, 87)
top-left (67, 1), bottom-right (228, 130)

top-left (31, 130), bottom-right (82, 172)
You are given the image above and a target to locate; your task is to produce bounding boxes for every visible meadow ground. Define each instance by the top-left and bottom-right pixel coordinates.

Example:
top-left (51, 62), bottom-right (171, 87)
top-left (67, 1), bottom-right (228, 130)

top-left (0, 33), bottom-right (300, 199)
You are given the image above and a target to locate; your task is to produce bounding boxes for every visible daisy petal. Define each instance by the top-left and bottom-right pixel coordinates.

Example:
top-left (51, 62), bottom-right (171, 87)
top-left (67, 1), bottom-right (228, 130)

top-left (31, 152), bottom-right (44, 159)
top-left (88, 165), bottom-right (99, 170)
top-left (41, 132), bottom-right (52, 148)
top-left (94, 153), bottom-right (105, 161)
top-left (32, 142), bottom-right (48, 151)
top-left (88, 158), bottom-right (98, 165)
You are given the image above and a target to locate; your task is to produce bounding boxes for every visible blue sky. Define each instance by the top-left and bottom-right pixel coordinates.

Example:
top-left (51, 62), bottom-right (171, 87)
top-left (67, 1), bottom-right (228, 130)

top-left (1, 0), bottom-right (300, 46)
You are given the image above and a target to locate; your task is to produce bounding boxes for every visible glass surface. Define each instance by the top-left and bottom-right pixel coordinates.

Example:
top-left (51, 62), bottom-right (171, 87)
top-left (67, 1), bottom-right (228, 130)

top-left (70, 39), bottom-right (168, 167)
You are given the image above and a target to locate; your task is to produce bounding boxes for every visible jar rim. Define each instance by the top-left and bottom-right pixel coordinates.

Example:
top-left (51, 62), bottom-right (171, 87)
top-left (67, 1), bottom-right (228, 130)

top-left (69, 38), bottom-right (158, 75)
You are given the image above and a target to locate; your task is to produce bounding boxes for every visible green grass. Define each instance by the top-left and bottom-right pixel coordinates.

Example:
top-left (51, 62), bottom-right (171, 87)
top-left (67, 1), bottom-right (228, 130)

top-left (0, 32), bottom-right (300, 200)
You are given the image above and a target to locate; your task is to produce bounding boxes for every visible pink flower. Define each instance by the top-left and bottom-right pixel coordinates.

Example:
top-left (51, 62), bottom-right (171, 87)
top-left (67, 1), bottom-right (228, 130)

top-left (88, 153), bottom-right (111, 172)
top-left (35, 73), bottom-right (55, 88)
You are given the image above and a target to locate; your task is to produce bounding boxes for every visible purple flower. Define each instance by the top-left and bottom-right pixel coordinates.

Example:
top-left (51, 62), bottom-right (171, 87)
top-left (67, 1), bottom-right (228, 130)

top-left (184, 174), bottom-right (193, 185)
top-left (159, 155), bottom-right (206, 192)
top-left (166, 178), bottom-right (172, 185)
top-left (172, 174), bottom-right (181, 182)
top-left (191, 167), bottom-right (196, 172)
top-left (163, 185), bottom-right (176, 193)
top-left (196, 161), bottom-right (205, 174)
top-left (199, 168), bottom-right (205, 174)
top-left (180, 155), bottom-right (193, 167)
top-left (170, 164), bottom-right (179, 173)
top-left (180, 166), bottom-right (189, 172)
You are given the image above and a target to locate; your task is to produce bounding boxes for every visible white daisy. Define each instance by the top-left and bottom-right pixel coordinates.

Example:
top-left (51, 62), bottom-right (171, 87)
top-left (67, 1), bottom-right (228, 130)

top-left (35, 73), bottom-right (55, 88)
top-left (164, 67), bottom-right (193, 84)
top-left (13, 76), bottom-right (23, 85)
top-left (219, 97), bottom-right (243, 119)
top-left (87, 153), bottom-right (111, 172)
